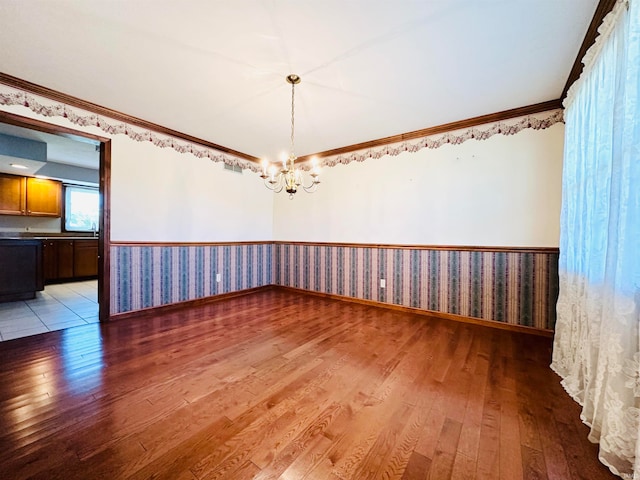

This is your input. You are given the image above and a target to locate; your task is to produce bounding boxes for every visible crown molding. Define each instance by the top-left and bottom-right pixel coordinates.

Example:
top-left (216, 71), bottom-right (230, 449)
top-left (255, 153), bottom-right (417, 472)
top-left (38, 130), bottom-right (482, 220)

top-left (561, 0), bottom-right (617, 100)
top-left (307, 108), bottom-right (564, 169)
top-left (1, 71), bottom-right (563, 170)
top-left (0, 71), bottom-right (259, 163)
top-left (298, 99), bottom-right (563, 162)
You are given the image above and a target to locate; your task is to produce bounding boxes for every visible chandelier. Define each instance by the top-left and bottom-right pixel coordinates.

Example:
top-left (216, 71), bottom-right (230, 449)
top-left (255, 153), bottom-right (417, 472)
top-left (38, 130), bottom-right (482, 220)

top-left (260, 74), bottom-right (320, 198)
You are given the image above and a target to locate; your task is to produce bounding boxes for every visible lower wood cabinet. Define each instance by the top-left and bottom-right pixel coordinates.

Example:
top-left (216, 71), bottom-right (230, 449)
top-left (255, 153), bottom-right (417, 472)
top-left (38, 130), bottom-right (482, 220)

top-left (42, 238), bottom-right (98, 283)
top-left (57, 240), bottom-right (75, 280)
top-left (0, 239), bottom-right (44, 302)
top-left (42, 240), bottom-right (58, 281)
top-left (73, 240), bottom-right (99, 278)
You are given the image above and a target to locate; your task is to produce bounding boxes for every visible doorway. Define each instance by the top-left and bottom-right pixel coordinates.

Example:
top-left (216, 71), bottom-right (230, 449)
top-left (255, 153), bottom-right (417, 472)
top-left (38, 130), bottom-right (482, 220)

top-left (0, 111), bottom-right (111, 323)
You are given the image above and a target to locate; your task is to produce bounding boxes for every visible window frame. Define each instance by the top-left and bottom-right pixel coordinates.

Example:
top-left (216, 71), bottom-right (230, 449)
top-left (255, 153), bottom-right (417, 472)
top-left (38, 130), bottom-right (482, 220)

top-left (62, 184), bottom-right (100, 233)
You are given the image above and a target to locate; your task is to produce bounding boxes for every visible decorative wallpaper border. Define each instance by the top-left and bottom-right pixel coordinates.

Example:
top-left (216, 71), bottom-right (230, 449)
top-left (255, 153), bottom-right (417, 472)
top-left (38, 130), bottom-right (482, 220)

top-left (0, 81), bottom-right (562, 173)
top-left (0, 86), bottom-right (259, 172)
top-left (318, 110), bottom-right (564, 168)
top-left (274, 243), bottom-right (559, 330)
top-left (111, 243), bottom-right (272, 314)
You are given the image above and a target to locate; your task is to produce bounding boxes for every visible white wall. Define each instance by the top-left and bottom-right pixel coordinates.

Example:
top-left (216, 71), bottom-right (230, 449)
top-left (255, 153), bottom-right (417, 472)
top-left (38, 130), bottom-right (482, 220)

top-left (0, 215), bottom-right (61, 233)
top-left (0, 92), bottom-right (274, 242)
top-left (0, 87), bottom-right (563, 247)
top-left (109, 136), bottom-right (273, 242)
top-left (273, 122), bottom-right (564, 247)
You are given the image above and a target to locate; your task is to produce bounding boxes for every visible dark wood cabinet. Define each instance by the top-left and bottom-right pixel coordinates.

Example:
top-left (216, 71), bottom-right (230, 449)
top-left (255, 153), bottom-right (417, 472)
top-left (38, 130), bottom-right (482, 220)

top-left (42, 240), bottom-right (59, 282)
top-left (42, 238), bottom-right (98, 283)
top-left (57, 240), bottom-right (75, 280)
top-left (0, 173), bottom-right (61, 217)
top-left (0, 239), bottom-right (44, 302)
top-left (0, 237), bottom-right (97, 299)
top-left (73, 240), bottom-right (99, 277)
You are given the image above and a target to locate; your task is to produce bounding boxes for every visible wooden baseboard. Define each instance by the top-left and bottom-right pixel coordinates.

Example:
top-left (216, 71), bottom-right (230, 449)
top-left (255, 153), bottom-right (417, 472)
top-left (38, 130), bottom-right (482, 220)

top-left (108, 285), bottom-right (275, 322)
top-left (107, 283), bottom-right (554, 338)
top-left (274, 285), bottom-right (554, 338)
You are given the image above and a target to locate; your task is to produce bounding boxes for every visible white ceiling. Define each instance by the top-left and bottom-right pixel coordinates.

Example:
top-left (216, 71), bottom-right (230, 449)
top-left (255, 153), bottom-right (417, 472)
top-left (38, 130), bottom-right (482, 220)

top-left (0, 0), bottom-right (597, 161)
top-left (0, 123), bottom-right (99, 170)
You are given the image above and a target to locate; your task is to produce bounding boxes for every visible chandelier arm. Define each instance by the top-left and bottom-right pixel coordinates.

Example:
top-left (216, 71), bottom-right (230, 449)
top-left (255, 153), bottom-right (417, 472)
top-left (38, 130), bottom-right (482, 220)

top-left (301, 175), bottom-right (320, 192)
top-left (302, 182), bottom-right (319, 193)
top-left (263, 176), bottom-right (284, 193)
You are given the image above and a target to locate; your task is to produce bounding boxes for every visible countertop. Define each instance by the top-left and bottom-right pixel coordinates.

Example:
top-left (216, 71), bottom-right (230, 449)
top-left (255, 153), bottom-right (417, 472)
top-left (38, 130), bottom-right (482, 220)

top-left (33, 236), bottom-right (99, 240)
top-left (0, 236), bottom-right (99, 241)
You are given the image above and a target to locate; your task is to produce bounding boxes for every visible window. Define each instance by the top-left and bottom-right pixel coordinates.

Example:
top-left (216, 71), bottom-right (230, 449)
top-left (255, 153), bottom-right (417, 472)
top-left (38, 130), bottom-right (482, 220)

top-left (64, 185), bottom-right (99, 232)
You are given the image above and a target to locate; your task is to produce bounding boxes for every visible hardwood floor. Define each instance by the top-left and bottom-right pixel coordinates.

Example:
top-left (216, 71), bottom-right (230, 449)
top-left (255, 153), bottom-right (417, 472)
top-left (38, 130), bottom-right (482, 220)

top-left (0, 289), bottom-right (617, 480)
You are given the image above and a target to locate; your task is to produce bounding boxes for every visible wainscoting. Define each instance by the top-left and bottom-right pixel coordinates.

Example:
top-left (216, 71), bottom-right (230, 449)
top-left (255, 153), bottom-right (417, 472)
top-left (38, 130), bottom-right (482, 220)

top-left (274, 243), bottom-right (559, 331)
top-left (110, 241), bottom-right (558, 332)
top-left (111, 242), bottom-right (272, 314)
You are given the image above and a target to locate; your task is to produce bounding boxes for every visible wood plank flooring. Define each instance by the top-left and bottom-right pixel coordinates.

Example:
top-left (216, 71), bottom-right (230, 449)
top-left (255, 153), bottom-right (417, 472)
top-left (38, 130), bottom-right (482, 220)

top-left (0, 289), bottom-right (617, 479)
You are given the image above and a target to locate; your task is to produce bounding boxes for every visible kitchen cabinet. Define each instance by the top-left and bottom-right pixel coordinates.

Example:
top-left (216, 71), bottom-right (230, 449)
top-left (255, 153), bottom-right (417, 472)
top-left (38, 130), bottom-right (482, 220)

top-left (0, 239), bottom-right (44, 302)
top-left (57, 239), bottom-right (75, 279)
top-left (0, 173), bottom-right (26, 215)
top-left (73, 240), bottom-right (99, 277)
top-left (26, 177), bottom-right (61, 217)
top-left (42, 240), bottom-right (58, 281)
top-left (0, 173), bottom-right (61, 217)
top-left (42, 238), bottom-right (98, 283)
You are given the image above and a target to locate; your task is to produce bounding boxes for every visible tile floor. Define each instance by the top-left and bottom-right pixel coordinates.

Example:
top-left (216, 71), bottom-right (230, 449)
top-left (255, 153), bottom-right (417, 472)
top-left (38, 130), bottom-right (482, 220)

top-left (0, 280), bottom-right (98, 342)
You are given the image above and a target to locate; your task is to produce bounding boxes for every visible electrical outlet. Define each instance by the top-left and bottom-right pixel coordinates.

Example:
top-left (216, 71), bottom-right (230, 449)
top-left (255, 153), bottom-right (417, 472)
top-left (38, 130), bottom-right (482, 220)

top-left (380, 278), bottom-right (386, 288)
top-left (216, 273), bottom-right (221, 283)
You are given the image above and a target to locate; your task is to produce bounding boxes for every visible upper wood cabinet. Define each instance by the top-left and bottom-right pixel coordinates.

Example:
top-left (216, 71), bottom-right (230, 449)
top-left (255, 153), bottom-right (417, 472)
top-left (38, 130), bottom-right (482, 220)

top-left (0, 173), bottom-right (26, 215)
top-left (0, 173), bottom-right (61, 217)
top-left (25, 177), bottom-right (61, 216)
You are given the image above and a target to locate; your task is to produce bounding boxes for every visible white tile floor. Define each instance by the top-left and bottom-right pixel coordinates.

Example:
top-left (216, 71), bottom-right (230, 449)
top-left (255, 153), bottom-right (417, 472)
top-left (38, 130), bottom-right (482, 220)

top-left (0, 280), bottom-right (98, 342)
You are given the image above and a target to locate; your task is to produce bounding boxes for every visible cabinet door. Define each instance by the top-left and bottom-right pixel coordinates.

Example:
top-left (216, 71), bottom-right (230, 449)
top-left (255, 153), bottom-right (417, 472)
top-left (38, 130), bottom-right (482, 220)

top-left (0, 240), bottom-right (43, 301)
top-left (42, 240), bottom-right (59, 282)
top-left (0, 173), bottom-right (26, 215)
top-left (73, 240), bottom-right (98, 277)
top-left (57, 240), bottom-right (74, 279)
top-left (26, 177), bottom-right (61, 217)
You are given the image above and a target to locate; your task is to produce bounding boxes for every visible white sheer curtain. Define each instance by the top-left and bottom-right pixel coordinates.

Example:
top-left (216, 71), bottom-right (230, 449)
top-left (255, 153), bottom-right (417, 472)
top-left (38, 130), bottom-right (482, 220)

top-left (551, 0), bottom-right (640, 478)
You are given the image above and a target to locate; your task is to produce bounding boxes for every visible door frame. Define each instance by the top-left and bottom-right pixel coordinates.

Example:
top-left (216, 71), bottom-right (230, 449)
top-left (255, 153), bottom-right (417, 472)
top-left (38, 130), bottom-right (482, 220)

top-left (0, 110), bottom-right (112, 321)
